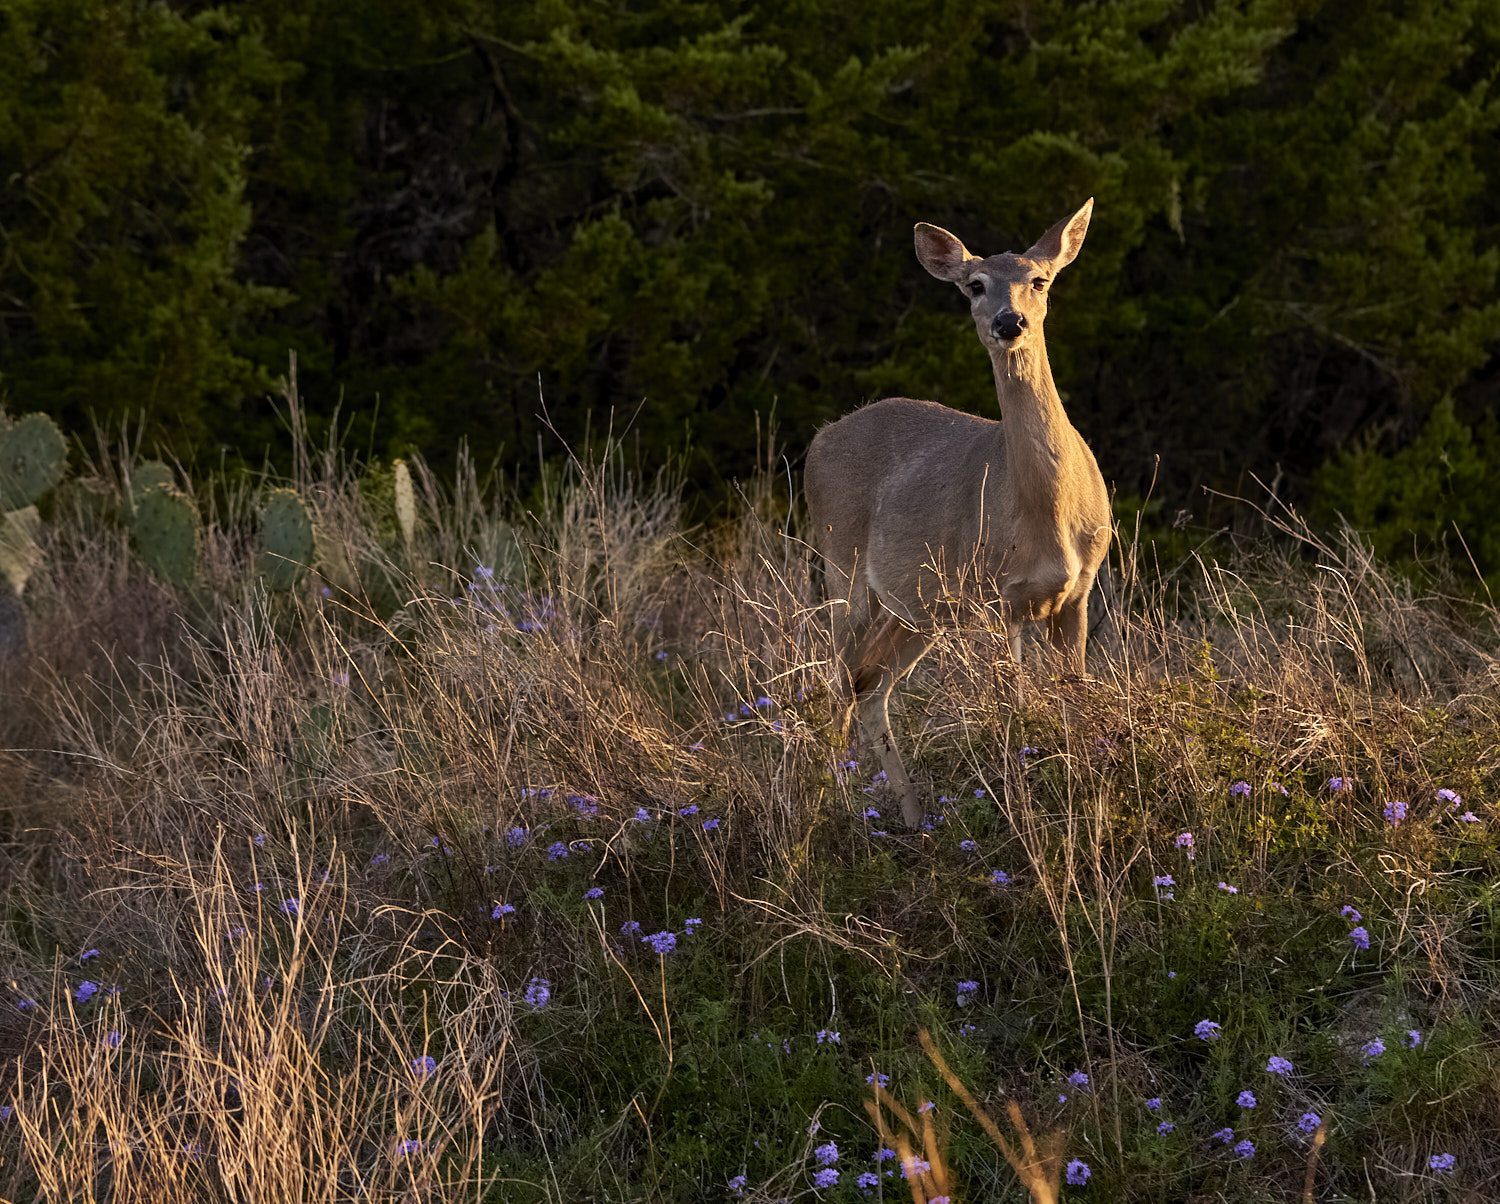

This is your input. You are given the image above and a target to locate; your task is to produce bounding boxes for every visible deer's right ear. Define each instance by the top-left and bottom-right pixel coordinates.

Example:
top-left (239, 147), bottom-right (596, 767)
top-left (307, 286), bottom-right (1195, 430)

top-left (914, 223), bottom-right (975, 282)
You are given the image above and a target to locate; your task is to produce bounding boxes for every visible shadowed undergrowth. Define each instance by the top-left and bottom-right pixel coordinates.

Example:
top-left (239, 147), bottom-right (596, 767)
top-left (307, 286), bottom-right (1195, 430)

top-left (1, 443), bottom-right (1497, 1202)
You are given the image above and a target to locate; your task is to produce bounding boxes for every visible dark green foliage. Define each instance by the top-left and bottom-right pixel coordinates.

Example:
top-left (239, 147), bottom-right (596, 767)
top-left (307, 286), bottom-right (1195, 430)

top-left (3, 0), bottom-right (1500, 563)
top-left (1317, 399), bottom-right (1500, 591)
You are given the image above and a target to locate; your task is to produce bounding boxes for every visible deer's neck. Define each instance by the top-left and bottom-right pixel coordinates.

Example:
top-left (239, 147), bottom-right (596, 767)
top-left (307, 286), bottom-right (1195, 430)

top-left (989, 342), bottom-right (1073, 515)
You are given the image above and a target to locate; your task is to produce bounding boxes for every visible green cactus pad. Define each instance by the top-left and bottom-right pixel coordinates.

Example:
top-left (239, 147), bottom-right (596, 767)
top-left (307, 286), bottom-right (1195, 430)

top-left (0, 413), bottom-right (67, 509)
top-left (132, 485), bottom-right (201, 588)
top-left (258, 488), bottom-right (315, 590)
top-left (130, 460), bottom-right (176, 506)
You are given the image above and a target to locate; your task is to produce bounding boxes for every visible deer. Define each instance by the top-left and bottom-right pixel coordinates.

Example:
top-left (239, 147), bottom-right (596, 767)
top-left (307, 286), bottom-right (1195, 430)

top-left (805, 199), bottom-right (1111, 828)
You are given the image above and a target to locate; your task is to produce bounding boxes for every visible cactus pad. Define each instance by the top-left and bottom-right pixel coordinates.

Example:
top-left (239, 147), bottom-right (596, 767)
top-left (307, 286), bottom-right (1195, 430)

top-left (130, 461), bottom-right (176, 506)
top-left (0, 413), bottom-right (67, 509)
top-left (258, 488), bottom-right (315, 590)
top-left (132, 485), bottom-right (201, 587)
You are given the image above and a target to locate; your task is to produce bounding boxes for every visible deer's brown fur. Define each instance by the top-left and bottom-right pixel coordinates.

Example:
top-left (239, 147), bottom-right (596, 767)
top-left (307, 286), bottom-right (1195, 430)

top-left (806, 200), bottom-right (1111, 826)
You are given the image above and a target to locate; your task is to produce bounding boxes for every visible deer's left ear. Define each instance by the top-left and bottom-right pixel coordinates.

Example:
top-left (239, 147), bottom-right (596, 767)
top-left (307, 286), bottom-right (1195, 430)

top-left (1024, 198), bottom-right (1093, 272)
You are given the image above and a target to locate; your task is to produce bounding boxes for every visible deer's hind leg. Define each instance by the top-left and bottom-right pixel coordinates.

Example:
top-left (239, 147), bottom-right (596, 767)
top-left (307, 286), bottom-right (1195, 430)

top-left (850, 613), bottom-right (936, 829)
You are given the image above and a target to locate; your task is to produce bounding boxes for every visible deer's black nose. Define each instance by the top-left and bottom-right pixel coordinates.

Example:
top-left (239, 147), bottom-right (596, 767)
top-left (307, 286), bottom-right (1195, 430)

top-left (992, 311), bottom-right (1026, 340)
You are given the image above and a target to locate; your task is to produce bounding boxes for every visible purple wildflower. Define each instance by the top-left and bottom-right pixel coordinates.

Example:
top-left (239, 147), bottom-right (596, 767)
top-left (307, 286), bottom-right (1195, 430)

top-left (1068, 1070), bottom-right (1089, 1088)
top-left (727, 1173), bottom-right (747, 1195)
top-left (1145, 1097), bottom-right (1162, 1111)
top-left (814, 1141), bottom-right (839, 1166)
top-left (678, 804), bottom-right (699, 817)
top-left (523, 978), bottom-right (551, 1008)
top-left (398, 1138), bottom-right (422, 1156)
top-left (919, 1100), bottom-right (936, 1114)
top-left (1383, 800), bottom-right (1407, 827)
top-left (1406, 1029), bottom-right (1422, 1048)
top-left (902, 1156), bottom-right (931, 1179)
top-left (1329, 776), bottom-right (1347, 791)
top-left (620, 920), bottom-right (641, 936)
top-left (1340, 904), bottom-right (1362, 923)
top-left (1157, 1120), bottom-right (1175, 1134)
top-left (702, 817), bottom-right (720, 831)
top-left (856, 1171), bottom-right (879, 1193)
top-left (1065, 1159), bottom-right (1091, 1185)
top-left (1233, 1139), bottom-right (1255, 1159)
top-left (1429, 1153), bottom-right (1455, 1174)
top-left (80, 949), bottom-right (100, 963)
top-left (105, 1030), bottom-right (122, 1048)
top-left (1361, 1037), bottom-right (1385, 1060)
top-left (1266, 1055), bottom-right (1294, 1076)
top-left (1350, 926), bottom-right (1370, 950)
top-left (816, 1029), bottom-right (841, 1045)
top-left (1236, 1090), bottom-right (1257, 1108)
top-left (583, 886), bottom-right (604, 899)
top-left (813, 1168), bottom-right (839, 1189)
top-left (370, 852), bottom-right (391, 868)
top-left (1217, 881), bottom-right (1239, 894)
top-left (505, 826), bottom-right (528, 848)
top-left (1194, 1019), bottom-right (1222, 1041)
top-left (1297, 1112), bottom-right (1322, 1134)
top-left (684, 916), bottom-right (703, 934)
top-left (281, 897), bottom-right (299, 916)
top-left (1211, 1127), bottom-right (1235, 1145)
top-left (491, 902), bottom-right (515, 919)
top-left (75, 981), bottom-right (99, 1004)
top-left (1229, 780), bottom-right (1251, 796)
top-left (411, 1055), bottom-right (437, 1081)
top-left (1458, 810), bottom-right (1481, 823)
top-left (959, 839), bottom-right (977, 851)
top-left (546, 841), bottom-right (569, 860)
top-left (1437, 788), bottom-right (1462, 807)
top-left (642, 930), bottom-right (677, 955)
top-left (1175, 831), bottom-right (1196, 859)
top-left (634, 807), bottom-right (650, 823)
top-left (990, 869), bottom-right (1011, 887)
top-left (866, 1071), bottom-right (890, 1089)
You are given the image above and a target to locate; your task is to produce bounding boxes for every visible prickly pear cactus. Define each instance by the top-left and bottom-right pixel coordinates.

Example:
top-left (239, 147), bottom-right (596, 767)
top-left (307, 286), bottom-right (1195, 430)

top-left (0, 413), bottom-right (67, 510)
top-left (129, 460), bottom-right (176, 508)
top-left (132, 485), bottom-right (201, 587)
top-left (393, 458), bottom-right (416, 549)
top-left (258, 488), bottom-right (315, 591)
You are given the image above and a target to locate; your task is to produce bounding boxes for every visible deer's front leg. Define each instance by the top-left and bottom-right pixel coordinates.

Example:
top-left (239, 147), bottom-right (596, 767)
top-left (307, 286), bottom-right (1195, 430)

top-left (1045, 590), bottom-right (1089, 676)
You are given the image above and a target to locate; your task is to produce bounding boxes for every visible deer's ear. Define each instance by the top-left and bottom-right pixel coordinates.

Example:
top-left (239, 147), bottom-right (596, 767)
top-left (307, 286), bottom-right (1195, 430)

top-left (914, 223), bottom-right (975, 282)
top-left (1025, 198), bottom-right (1093, 271)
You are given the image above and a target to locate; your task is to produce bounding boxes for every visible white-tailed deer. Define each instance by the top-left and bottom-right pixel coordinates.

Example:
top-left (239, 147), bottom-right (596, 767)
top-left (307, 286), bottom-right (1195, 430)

top-left (806, 199), bottom-right (1111, 827)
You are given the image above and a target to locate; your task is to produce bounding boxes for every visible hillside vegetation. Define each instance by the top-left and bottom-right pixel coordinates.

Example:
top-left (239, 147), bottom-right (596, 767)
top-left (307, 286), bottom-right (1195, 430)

top-left (1, 426), bottom-right (1497, 1202)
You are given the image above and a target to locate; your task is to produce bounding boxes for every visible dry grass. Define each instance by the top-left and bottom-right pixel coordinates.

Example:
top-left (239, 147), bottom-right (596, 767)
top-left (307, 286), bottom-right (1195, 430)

top-left (1, 437), bottom-right (1497, 1201)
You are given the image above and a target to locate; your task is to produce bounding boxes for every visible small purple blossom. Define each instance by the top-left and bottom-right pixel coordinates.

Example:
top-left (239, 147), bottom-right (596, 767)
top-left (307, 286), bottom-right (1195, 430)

top-left (1175, 831), bottom-right (1195, 859)
top-left (957, 978), bottom-right (980, 995)
top-left (1297, 1112), bottom-right (1322, 1134)
top-left (813, 1167), bottom-right (839, 1189)
top-left (80, 949), bottom-right (100, 963)
top-left (856, 1171), bottom-right (879, 1193)
top-left (75, 981), bottom-right (99, 1004)
top-left (620, 920), bottom-right (641, 937)
top-left (281, 897), bottom-right (299, 916)
top-left (1153, 873), bottom-right (1176, 900)
top-left (505, 826), bottom-right (528, 848)
top-left (1266, 1055), bottom-right (1293, 1076)
top-left (1156, 1120), bottom-right (1175, 1134)
top-left (1383, 800), bottom-right (1407, 827)
top-left (634, 807), bottom-right (650, 823)
top-left (1236, 1090), bottom-right (1257, 1108)
top-left (728, 1173), bottom-right (747, 1195)
top-left (957, 1022), bottom-right (977, 1037)
top-left (1233, 1139), bottom-right (1255, 1159)
top-left (1211, 1127), bottom-right (1235, 1144)
top-left (1429, 1153), bottom-right (1455, 1174)
top-left (1340, 904), bottom-right (1362, 923)
top-left (959, 839), bottom-right (977, 852)
top-left (816, 1029), bottom-right (841, 1045)
top-left (642, 930), bottom-right (678, 955)
top-left (990, 869), bottom-right (1011, 887)
top-left (370, 852), bottom-right (391, 868)
top-left (1065, 1159), bottom-right (1091, 1185)
top-left (702, 817), bottom-right (720, 831)
top-left (1437, 788), bottom-right (1462, 807)
top-left (678, 804), bottom-right (699, 817)
top-left (1068, 1070), bottom-right (1089, 1088)
top-left (1406, 1029), bottom-right (1422, 1048)
top-left (814, 1141), bottom-right (839, 1166)
top-left (583, 886), bottom-right (604, 899)
top-left (1361, 1037), bottom-right (1385, 1059)
top-left (684, 916), bottom-right (703, 934)
top-left (523, 978), bottom-right (551, 1008)
top-left (1329, 776), bottom-right (1347, 791)
top-left (1145, 1097), bottom-right (1162, 1112)
top-left (105, 1030), bottom-right (122, 1048)
top-left (901, 1156), bottom-right (931, 1179)
top-left (491, 902), bottom-right (515, 919)
top-left (411, 1055), bottom-right (437, 1081)
top-left (1229, 780), bottom-right (1251, 796)
top-left (918, 1100), bottom-right (936, 1114)
top-left (1458, 810), bottom-right (1481, 823)
top-left (863, 807), bottom-right (880, 819)
top-left (546, 841), bottom-right (569, 860)
top-left (397, 1138), bottom-right (422, 1156)
top-left (973, 788), bottom-right (986, 799)
top-left (866, 1071), bottom-right (890, 1088)
top-left (1194, 1019), bottom-right (1222, 1041)
top-left (1350, 926), bottom-right (1370, 950)
top-left (1217, 881), bottom-right (1239, 894)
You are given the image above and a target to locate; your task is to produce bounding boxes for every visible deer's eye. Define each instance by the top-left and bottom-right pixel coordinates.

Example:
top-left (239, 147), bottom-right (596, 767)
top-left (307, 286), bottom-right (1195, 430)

top-left (966, 279), bottom-right (985, 297)
top-left (1031, 277), bottom-right (1049, 291)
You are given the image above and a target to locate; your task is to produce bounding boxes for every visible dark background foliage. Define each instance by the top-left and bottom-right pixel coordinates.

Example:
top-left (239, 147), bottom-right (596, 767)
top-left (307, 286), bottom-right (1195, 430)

top-left (2, 0), bottom-right (1498, 572)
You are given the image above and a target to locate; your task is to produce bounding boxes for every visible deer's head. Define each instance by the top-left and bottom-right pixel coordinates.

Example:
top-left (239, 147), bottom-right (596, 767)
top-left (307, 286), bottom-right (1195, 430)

top-left (914, 199), bottom-right (1093, 352)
